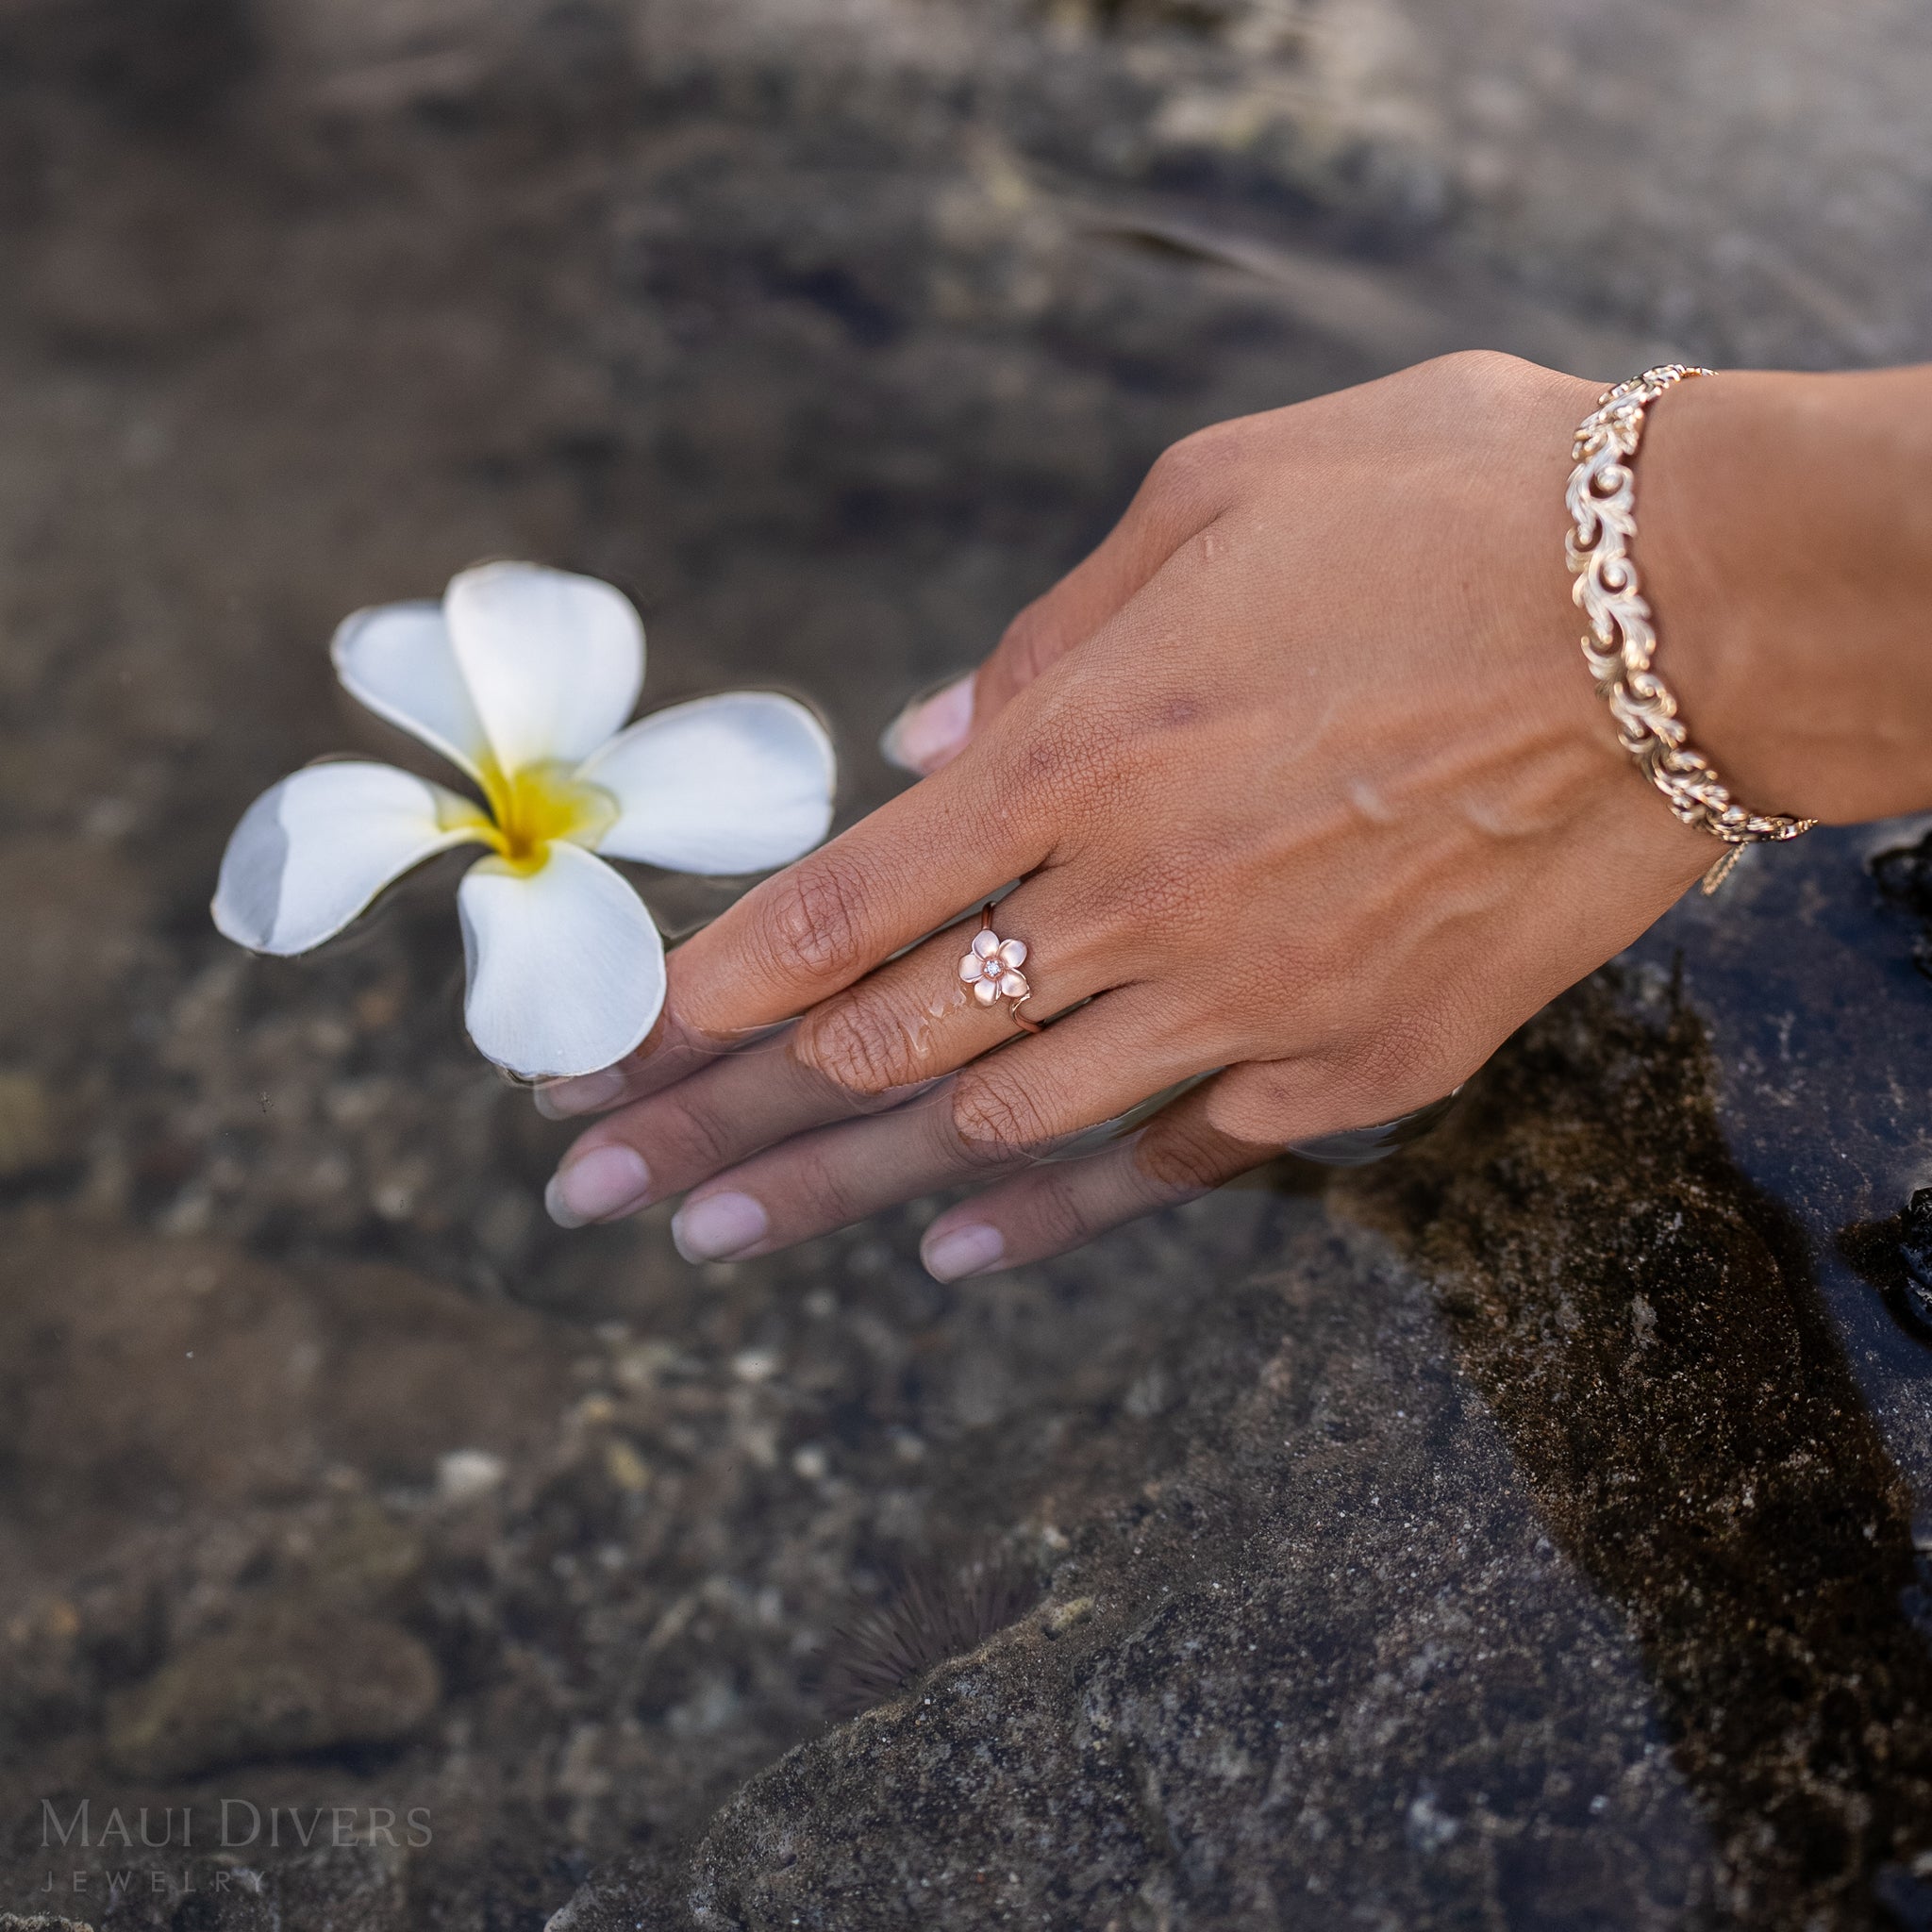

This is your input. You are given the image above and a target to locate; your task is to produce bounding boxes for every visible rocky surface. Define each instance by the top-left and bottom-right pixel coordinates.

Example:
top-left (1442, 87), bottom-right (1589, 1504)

top-left (2, 0), bottom-right (1929, 1926)
top-left (554, 835), bottom-right (1932, 1931)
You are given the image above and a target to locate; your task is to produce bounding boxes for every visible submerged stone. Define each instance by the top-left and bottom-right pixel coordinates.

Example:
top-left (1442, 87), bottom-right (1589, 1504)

top-left (554, 823), bottom-right (1932, 1930)
top-left (105, 1604), bottom-right (440, 1780)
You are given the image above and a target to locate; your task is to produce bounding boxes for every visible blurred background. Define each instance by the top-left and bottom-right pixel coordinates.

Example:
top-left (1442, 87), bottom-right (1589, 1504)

top-left (4, 1), bottom-right (1932, 1925)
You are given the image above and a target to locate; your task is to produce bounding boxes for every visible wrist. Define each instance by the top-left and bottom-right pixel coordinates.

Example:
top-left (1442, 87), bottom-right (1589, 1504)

top-left (1639, 366), bottom-right (1932, 824)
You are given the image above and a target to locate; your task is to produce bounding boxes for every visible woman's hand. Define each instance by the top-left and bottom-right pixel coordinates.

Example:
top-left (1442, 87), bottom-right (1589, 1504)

top-left (537, 351), bottom-right (1718, 1276)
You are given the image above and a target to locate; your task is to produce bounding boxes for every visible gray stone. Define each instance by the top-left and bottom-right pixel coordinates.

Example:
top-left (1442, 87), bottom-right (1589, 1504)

top-left (2, 0), bottom-right (1931, 1924)
top-left (105, 1606), bottom-right (440, 1779)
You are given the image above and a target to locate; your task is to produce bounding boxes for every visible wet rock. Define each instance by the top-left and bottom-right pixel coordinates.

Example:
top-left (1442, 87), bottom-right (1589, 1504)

top-left (0, 1072), bottom-right (64, 1182)
top-left (1902, 1193), bottom-right (1932, 1307)
top-left (0, 1219), bottom-right (572, 1559)
top-left (1871, 826), bottom-right (1932, 981)
top-left (0, 842), bottom-right (151, 1064)
top-left (104, 1602), bottom-right (440, 1779)
top-left (631, 1182), bottom-right (1721, 1931)
top-left (1343, 974), bottom-right (1932, 1929)
top-left (2, 0), bottom-right (1931, 1922)
top-left (558, 841), bottom-right (1932, 1929)
top-left (309, 1262), bottom-right (573, 1486)
top-left (1841, 1188), bottom-right (1932, 1333)
top-left (0, 1219), bottom-right (326, 1536)
top-left (295, 1498), bottom-right (427, 1612)
top-left (270, 1838), bottom-right (409, 1931)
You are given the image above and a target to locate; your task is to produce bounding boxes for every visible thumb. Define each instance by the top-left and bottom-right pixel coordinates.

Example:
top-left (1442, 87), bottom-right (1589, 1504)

top-left (881, 428), bottom-right (1237, 775)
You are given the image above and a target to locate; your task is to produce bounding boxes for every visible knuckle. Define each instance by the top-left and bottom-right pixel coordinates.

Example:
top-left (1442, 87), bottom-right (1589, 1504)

top-left (1202, 1063), bottom-right (1326, 1145)
top-left (984, 688), bottom-right (1112, 821)
top-left (1144, 430), bottom-right (1222, 512)
top-left (643, 1094), bottom-right (738, 1177)
top-left (1346, 1015), bottom-right (1456, 1110)
top-left (950, 1069), bottom-right (1055, 1166)
top-left (1019, 1164), bottom-right (1091, 1251)
top-left (791, 990), bottom-right (922, 1098)
top-left (758, 855), bottom-right (874, 986)
top-left (1135, 1112), bottom-right (1241, 1195)
top-left (780, 1137), bottom-right (861, 1230)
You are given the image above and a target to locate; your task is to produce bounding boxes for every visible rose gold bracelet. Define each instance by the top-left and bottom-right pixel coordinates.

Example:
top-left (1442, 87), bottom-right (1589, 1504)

top-left (1564, 365), bottom-right (1816, 894)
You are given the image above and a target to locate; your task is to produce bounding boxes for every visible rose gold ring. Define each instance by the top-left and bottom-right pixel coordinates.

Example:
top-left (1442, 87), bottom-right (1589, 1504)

top-left (959, 905), bottom-right (1041, 1033)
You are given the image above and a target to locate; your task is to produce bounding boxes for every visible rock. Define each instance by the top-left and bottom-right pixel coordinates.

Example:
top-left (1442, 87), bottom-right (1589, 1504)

top-left (4, 0), bottom-right (1932, 1922)
top-left (0, 1220), bottom-right (326, 1539)
top-left (0, 1221), bottom-right (571, 1566)
top-left (297, 1497), bottom-right (427, 1611)
top-left (310, 1262), bottom-right (572, 1485)
top-left (0, 1071), bottom-right (63, 1181)
top-left (0, 841), bottom-right (150, 1062)
top-left (434, 1447), bottom-right (508, 1506)
top-left (270, 1839), bottom-right (409, 1932)
top-left (558, 827), bottom-right (1932, 1929)
top-left (105, 1603), bottom-right (440, 1779)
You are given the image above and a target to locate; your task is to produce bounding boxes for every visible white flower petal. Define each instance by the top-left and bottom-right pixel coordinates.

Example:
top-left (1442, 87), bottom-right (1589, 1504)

top-left (958, 953), bottom-right (984, 983)
top-left (972, 929), bottom-right (1000, 960)
top-left (457, 842), bottom-right (665, 1078)
top-left (580, 691), bottom-right (836, 874)
top-left (998, 971), bottom-right (1029, 999)
top-left (212, 761), bottom-right (485, 956)
top-left (972, 978), bottom-right (1000, 1007)
top-left (443, 562), bottom-right (644, 774)
top-left (330, 601), bottom-right (491, 783)
top-left (997, 939), bottom-right (1027, 971)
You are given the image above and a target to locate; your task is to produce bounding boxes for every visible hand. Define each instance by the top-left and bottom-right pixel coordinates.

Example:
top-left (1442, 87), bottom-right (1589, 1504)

top-left (538, 351), bottom-right (1716, 1276)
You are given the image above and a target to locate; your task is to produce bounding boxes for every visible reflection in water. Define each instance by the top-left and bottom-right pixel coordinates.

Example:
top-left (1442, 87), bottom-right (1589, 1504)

top-left (1289, 1088), bottom-right (1462, 1169)
top-left (1344, 974), bottom-right (1932, 1929)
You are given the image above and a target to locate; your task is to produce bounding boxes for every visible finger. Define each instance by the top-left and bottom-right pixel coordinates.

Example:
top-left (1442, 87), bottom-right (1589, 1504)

top-left (533, 1005), bottom-right (765, 1120)
top-left (663, 739), bottom-right (1055, 1041)
top-left (916, 1038), bottom-right (1476, 1278)
top-left (540, 1021), bottom-right (913, 1229)
top-left (675, 517), bottom-right (1245, 1042)
top-left (535, 693), bottom-right (1126, 1127)
top-left (881, 426), bottom-right (1241, 774)
top-left (665, 992), bottom-right (1207, 1260)
top-left (1200, 1045), bottom-right (1472, 1148)
top-left (917, 1076), bottom-right (1271, 1279)
top-left (544, 882), bottom-right (1119, 1225)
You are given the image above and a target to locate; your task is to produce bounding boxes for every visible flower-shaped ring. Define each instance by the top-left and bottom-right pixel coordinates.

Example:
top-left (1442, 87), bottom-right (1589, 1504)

top-left (959, 906), bottom-right (1041, 1033)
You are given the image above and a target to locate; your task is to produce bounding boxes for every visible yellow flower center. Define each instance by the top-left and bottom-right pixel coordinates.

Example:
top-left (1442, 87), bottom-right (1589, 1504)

top-left (449, 759), bottom-right (619, 875)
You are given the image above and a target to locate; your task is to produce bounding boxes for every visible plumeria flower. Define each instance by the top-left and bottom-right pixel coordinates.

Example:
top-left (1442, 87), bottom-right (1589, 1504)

top-left (212, 562), bottom-right (835, 1078)
top-left (959, 927), bottom-right (1028, 1006)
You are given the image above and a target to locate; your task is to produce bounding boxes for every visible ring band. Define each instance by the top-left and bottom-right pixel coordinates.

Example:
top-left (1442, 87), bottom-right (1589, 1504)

top-left (959, 906), bottom-right (1041, 1033)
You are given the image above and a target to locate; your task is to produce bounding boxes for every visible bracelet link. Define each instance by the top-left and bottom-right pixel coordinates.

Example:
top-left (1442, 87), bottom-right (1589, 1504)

top-left (1564, 364), bottom-right (1816, 894)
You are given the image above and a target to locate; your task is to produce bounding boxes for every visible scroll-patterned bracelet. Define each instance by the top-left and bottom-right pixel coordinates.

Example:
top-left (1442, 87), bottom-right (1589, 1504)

top-left (1564, 364), bottom-right (1815, 895)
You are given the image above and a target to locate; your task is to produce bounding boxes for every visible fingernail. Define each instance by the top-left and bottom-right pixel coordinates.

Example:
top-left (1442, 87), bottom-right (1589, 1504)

top-left (534, 1067), bottom-right (626, 1120)
top-left (545, 1143), bottom-right (651, 1228)
top-left (673, 1190), bottom-right (769, 1262)
top-left (922, 1222), bottom-right (1005, 1282)
top-left (880, 673), bottom-right (974, 774)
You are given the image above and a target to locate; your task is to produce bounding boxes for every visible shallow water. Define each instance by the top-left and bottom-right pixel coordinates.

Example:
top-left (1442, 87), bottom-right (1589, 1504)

top-left (4, 2), bottom-right (1932, 1926)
